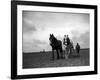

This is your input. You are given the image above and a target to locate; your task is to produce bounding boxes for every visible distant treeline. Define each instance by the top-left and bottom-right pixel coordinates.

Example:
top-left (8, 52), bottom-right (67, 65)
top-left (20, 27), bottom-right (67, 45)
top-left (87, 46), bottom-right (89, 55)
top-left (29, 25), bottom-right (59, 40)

top-left (23, 48), bottom-right (89, 54)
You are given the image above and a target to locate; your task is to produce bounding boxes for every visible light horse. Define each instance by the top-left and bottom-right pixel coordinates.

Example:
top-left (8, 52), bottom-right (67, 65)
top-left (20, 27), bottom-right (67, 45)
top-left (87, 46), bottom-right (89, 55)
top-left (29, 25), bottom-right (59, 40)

top-left (64, 41), bottom-right (74, 59)
top-left (49, 34), bottom-right (63, 60)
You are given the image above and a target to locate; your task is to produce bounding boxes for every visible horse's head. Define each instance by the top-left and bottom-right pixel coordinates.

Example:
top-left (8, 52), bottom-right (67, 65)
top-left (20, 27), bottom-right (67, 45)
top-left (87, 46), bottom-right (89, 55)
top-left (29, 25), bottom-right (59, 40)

top-left (49, 34), bottom-right (53, 43)
top-left (49, 34), bottom-right (57, 45)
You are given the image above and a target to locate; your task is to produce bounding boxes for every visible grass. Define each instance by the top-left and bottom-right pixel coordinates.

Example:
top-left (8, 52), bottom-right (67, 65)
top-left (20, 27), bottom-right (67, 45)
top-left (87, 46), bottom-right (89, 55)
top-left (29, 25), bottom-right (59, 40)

top-left (23, 48), bottom-right (89, 69)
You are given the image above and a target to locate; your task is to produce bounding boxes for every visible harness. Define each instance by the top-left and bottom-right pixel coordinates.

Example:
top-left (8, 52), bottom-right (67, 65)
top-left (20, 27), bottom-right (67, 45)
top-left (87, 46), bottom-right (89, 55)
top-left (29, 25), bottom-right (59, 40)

top-left (63, 37), bottom-right (70, 46)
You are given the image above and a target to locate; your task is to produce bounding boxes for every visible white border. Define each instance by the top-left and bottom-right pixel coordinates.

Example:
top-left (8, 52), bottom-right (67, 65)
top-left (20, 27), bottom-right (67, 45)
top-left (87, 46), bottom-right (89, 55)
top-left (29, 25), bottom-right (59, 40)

top-left (17, 5), bottom-right (94, 75)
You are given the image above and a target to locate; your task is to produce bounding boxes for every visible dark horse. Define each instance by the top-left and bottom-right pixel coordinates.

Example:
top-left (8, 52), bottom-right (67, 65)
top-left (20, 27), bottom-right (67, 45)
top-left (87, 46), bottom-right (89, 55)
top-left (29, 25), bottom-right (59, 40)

top-left (49, 34), bottom-right (63, 60)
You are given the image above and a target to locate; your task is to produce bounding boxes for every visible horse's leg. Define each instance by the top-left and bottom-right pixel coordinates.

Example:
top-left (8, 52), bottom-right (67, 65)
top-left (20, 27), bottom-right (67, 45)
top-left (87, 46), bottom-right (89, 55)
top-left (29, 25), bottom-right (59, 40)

top-left (59, 47), bottom-right (63, 59)
top-left (52, 49), bottom-right (54, 60)
top-left (63, 50), bottom-right (65, 59)
top-left (68, 47), bottom-right (70, 58)
top-left (63, 46), bottom-right (66, 59)
top-left (63, 49), bottom-right (65, 59)
top-left (56, 49), bottom-right (60, 59)
top-left (58, 49), bottom-right (61, 59)
top-left (61, 50), bottom-right (63, 59)
top-left (73, 48), bottom-right (75, 55)
top-left (70, 48), bottom-right (72, 55)
top-left (72, 48), bottom-right (75, 54)
top-left (72, 48), bottom-right (73, 54)
top-left (65, 47), bottom-right (68, 59)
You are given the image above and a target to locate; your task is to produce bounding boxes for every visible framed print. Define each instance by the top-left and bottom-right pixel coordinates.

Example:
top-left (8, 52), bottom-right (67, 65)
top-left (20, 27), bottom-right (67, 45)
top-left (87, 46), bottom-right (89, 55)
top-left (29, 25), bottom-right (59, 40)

top-left (11, 1), bottom-right (98, 79)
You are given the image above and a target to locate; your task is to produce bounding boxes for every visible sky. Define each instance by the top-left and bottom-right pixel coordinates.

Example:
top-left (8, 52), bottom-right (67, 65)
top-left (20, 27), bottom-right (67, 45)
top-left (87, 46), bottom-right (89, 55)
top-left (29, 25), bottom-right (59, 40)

top-left (22, 11), bottom-right (90, 52)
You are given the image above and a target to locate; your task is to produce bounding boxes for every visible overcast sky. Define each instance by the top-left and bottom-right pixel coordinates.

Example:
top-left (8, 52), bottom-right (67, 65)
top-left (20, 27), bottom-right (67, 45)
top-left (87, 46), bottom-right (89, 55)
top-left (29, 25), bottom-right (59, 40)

top-left (22, 11), bottom-right (90, 52)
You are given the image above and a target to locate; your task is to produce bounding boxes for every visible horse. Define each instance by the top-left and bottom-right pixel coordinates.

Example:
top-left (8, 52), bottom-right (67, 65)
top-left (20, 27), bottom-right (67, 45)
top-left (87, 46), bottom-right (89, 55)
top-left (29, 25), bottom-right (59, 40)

top-left (49, 34), bottom-right (63, 60)
top-left (64, 41), bottom-right (74, 59)
top-left (75, 43), bottom-right (80, 56)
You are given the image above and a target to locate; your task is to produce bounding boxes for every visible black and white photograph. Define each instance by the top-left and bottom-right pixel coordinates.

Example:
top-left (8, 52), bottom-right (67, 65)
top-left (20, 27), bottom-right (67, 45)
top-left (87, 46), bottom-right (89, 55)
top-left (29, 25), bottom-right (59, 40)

top-left (11, 1), bottom-right (97, 79)
top-left (23, 11), bottom-right (90, 69)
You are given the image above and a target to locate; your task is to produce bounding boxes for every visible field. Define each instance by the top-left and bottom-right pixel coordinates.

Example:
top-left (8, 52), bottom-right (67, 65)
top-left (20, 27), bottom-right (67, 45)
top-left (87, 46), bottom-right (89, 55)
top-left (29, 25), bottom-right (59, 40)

top-left (23, 49), bottom-right (89, 69)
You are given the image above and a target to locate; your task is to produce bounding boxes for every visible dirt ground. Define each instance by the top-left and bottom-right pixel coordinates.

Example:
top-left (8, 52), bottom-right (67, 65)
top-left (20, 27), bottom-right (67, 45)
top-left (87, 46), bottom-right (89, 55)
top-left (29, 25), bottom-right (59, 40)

top-left (23, 49), bottom-right (89, 69)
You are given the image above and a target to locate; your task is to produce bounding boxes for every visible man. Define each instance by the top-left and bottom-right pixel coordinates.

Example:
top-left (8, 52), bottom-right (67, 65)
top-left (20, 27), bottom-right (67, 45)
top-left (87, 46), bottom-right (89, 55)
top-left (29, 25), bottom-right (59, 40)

top-left (76, 43), bottom-right (80, 56)
top-left (63, 35), bottom-right (67, 46)
top-left (63, 35), bottom-right (71, 58)
top-left (63, 35), bottom-right (71, 46)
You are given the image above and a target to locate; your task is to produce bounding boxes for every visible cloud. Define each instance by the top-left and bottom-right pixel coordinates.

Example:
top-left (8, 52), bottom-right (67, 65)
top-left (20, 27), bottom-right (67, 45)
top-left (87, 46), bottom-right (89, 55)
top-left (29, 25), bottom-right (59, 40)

top-left (78, 32), bottom-right (90, 48)
top-left (33, 39), bottom-right (47, 45)
top-left (72, 31), bottom-right (90, 48)
top-left (22, 18), bottom-right (37, 33)
top-left (22, 11), bottom-right (90, 52)
top-left (23, 38), bottom-right (49, 52)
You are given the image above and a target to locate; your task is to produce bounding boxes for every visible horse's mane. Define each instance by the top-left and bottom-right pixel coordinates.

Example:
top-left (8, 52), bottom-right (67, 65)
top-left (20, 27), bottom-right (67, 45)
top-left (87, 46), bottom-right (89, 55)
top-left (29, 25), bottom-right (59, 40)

top-left (51, 35), bottom-right (57, 43)
top-left (49, 34), bottom-right (62, 52)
